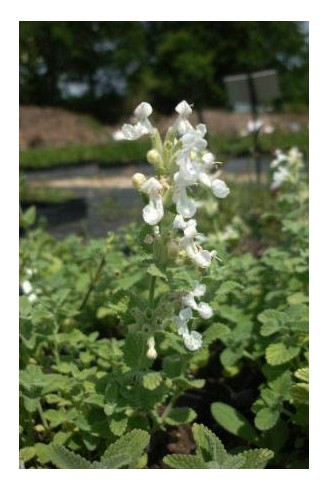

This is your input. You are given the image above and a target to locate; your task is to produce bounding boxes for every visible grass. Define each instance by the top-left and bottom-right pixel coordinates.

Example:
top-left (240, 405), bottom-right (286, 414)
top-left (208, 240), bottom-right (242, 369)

top-left (19, 140), bottom-right (151, 170)
top-left (20, 130), bottom-right (308, 170)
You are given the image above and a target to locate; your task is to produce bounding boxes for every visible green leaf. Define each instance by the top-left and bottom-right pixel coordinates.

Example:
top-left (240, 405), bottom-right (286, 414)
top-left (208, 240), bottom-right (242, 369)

top-left (142, 372), bottom-right (162, 390)
top-left (192, 423), bottom-right (227, 464)
top-left (211, 402), bottom-right (258, 443)
top-left (95, 429), bottom-right (150, 469)
top-left (19, 446), bottom-right (36, 463)
top-left (166, 407), bottom-right (197, 426)
top-left (241, 449), bottom-right (274, 469)
top-left (220, 347), bottom-right (244, 367)
top-left (265, 343), bottom-right (300, 366)
top-left (123, 332), bottom-right (149, 370)
top-left (217, 454), bottom-right (246, 469)
top-left (258, 309), bottom-right (284, 336)
top-left (147, 263), bottom-right (167, 281)
top-left (295, 367), bottom-right (309, 382)
top-left (203, 323), bottom-right (230, 346)
top-left (162, 355), bottom-right (187, 378)
top-left (163, 454), bottom-right (208, 469)
top-left (291, 383), bottom-right (309, 405)
top-left (48, 445), bottom-right (92, 469)
top-left (254, 407), bottom-right (280, 431)
top-left (109, 416), bottom-right (128, 436)
top-left (21, 205), bottom-right (36, 227)
top-left (287, 292), bottom-right (308, 305)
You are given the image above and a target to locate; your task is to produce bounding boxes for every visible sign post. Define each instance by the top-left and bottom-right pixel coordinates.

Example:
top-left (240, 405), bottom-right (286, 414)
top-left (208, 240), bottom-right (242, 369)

top-left (224, 70), bottom-right (280, 182)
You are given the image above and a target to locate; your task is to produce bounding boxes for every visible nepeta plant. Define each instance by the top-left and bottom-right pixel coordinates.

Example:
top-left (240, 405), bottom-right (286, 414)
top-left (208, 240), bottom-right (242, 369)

top-left (270, 147), bottom-right (304, 190)
top-left (121, 101), bottom-right (230, 355)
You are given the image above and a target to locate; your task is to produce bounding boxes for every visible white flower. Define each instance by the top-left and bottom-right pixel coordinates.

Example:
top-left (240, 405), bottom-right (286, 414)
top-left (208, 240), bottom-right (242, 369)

top-left (271, 150), bottom-right (287, 169)
top-left (271, 166), bottom-right (290, 190)
top-left (21, 280), bottom-right (37, 302)
top-left (183, 330), bottom-right (202, 351)
top-left (173, 100), bottom-right (194, 135)
top-left (182, 283), bottom-right (213, 319)
top-left (180, 125), bottom-right (208, 152)
top-left (173, 215), bottom-right (216, 268)
top-left (174, 307), bottom-right (193, 336)
top-left (211, 179), bottom-right (230, 198)
top-left (173, 308), bottom-right (203, 351)
top-left (247, 119), bottom-right (263, 133)
top-left (121, 102), bottom-right (153, 140)
top-left (172, 184), bottom-right (197, 219)
top-left (141, 177), bottom-right (164, 225)
top-left (112, 129), bottom-right (126, 141)
top-left (22, 280), bottom-right (33, 295)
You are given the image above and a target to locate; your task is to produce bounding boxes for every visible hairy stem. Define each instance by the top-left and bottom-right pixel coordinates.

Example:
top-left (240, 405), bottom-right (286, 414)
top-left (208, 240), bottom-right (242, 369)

top-left (79, 254), bottom-right (107, 311)
top-left (148, 276), bottom-right (157, 309)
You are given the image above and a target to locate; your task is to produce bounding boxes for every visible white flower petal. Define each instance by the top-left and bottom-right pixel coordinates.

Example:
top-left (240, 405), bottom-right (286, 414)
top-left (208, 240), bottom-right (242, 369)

top-left (212, 179), bottom-right (230, 198)
top-left (183, 331), bottom-right (202, 351)
top-left (177, 324), bottom-right (189, 337)
top-left (173, 214), bottom-right (187, 230)
top-left (179, 307), bottom-right (193, 322)
top-left (175, 100), bottom-right (193, 117)
top-left (142, 198), bottom-right (164, 225)
top-left (134, 102), bottom-right (153, 119)
top-left (197, 302), bottom-right (213, 319)
top-left (141, 177), bottom-right (163, 195)
top-left (193, 283), bottom-right (206, 297)
top-left (194, 249), bottom-right (213, 268)
top-left (174, 188), bottom-right (197, 218)
top-left (22, 280), bottom-right (33, 295)
top-left (121, 122), bottom-right (145, 140)
top-left (182, 293), bottom-right (198, 310)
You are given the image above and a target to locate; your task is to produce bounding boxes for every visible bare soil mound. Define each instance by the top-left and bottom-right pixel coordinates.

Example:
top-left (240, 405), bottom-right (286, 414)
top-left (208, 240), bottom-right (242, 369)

top-left (20, 105), bottom-right (308, 150)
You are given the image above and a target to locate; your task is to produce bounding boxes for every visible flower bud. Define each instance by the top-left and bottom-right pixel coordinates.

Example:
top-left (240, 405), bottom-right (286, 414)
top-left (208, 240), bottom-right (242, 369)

top-left (167, 240), bottom-right (180, 259)
top-left (132, 172), bottom-right (147, 191)
top-left (147, 149), bottom-right (162, 166)
top-left (146, 336), bottom-right (157, 359)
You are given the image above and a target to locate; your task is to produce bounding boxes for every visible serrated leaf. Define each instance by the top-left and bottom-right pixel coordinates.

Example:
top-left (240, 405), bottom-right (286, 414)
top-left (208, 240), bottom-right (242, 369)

top-left (48, 445), bottom-right (92, 469)
top-left (291, 383), bottom-right (309, 405)
top-left (163, 454), bottom-right (208, 469)
top-left (258, 309), bottom-right (283, 336)
top-left (203, 323), bottom-right (230, 346)
top-left (97, 429), bottom-right (150, 469)
top-left (147, 263), bottom-right (167, 281)
top-left (192, 423), bottom-right (227, 464)
top-left (220, 347), bottom-right (243, 367)
top-left (265, 343), bottom-right (300, 366)
top-left (269, 372), bottom-right (292, 398)
top-left (166, 407), bottom-right (197, 425)
top-left (109, 416), bottom-right (128, 436)
top-left (162, 355), bottom-right (187, 378)
top-left (19, 446), bottom-right (36, 462)
top-left (295, 367), bottom-right (309, 383)
top-left (216, 281), bottom-right (242, 296)
top-left (287, 292), bottom-right (308, 305)
top-left (261, 388), bottom-right (279, 407)
top-left (218, 454), bottom-right (246, 469)
top-left (142, 372), bottom-right (162, 390)
top-left (123, 332), bottom-right (149, 370)
top-left (241, 448), bottom-right (274, 469)
top-left (211, 402), bottom-right (258, 443)
top-left (255, 407), bottom-right (280, 431)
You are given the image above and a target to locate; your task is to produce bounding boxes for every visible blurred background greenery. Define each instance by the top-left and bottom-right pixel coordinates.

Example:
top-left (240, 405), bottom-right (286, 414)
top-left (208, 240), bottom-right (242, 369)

top-left (20, 21), bottom-right (308, 121)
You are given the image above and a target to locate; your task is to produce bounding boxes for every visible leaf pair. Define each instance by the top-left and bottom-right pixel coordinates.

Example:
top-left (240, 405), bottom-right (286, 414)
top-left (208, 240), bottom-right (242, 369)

top-left (46, 429), bottom-right (150, 469)
top-left (163, 424), bottom-right (273, 469)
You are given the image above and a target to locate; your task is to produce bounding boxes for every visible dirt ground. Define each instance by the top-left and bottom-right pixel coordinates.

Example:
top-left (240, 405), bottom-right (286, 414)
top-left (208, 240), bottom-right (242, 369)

top-left (19, 105), bottom-right (308, 150)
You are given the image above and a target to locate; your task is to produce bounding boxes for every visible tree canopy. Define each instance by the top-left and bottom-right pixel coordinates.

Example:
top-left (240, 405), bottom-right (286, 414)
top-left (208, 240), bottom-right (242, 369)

top-left (19, 21), bottom-right (308, 122)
